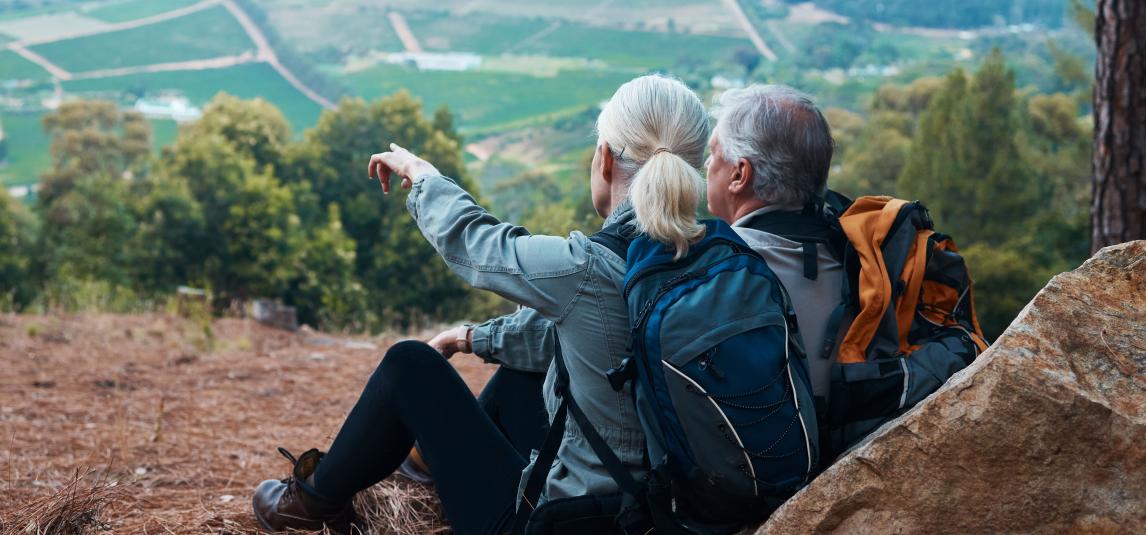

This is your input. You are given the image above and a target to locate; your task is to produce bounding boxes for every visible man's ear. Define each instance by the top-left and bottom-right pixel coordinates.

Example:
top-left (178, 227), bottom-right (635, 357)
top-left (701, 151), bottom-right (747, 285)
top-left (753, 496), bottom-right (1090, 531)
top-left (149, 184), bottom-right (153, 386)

top-left (729, 157), bottom-right (754, 195)
top-left (599, 142), bottom-right (615, 184)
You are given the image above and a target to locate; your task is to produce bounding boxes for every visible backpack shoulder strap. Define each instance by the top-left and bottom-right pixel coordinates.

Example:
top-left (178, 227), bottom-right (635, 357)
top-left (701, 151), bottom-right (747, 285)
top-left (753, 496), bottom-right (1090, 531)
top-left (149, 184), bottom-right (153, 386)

top-left (589, 222), bottom-right (633, 262)
top-left (513, 334), bottom-right (653, 535)
top-left (740, 202), bottom-right (847, 281)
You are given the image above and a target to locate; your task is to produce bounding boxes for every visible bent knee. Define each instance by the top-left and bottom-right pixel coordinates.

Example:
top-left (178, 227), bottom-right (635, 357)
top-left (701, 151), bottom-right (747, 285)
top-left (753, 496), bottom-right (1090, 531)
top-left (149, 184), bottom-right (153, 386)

top-left (374, 340), bottom-right (446, 384)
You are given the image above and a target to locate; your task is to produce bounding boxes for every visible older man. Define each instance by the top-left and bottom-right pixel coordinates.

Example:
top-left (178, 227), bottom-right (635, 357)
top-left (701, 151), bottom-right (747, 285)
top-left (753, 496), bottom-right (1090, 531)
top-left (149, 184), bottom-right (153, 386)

top-left (704, 84), bottom-right (844, 415)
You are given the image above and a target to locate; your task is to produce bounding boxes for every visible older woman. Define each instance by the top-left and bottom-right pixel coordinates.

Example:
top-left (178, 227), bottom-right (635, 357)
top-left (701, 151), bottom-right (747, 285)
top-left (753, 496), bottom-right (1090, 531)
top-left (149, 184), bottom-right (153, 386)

top-left (252, 74), bottom-right (710, 535)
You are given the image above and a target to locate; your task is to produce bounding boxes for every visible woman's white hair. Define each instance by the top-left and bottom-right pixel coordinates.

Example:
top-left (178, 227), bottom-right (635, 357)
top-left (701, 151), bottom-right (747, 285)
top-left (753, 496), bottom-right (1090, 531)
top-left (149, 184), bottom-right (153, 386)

top-left (596, 74), bottom-right (709, 259)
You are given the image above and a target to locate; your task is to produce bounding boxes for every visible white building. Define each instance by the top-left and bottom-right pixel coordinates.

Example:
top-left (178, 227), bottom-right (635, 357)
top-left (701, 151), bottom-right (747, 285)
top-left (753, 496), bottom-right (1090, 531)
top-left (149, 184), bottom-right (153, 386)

top-left (386, 52), bottom-right (482, 72)
top-left (134, 96), bottom-right (202, 122)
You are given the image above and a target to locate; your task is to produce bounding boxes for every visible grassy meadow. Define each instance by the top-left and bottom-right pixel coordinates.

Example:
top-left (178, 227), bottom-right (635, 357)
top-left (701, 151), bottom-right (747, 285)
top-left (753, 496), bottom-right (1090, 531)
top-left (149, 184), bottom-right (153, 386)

top-left (0, 49), bottom-right (49, 81)
top-left (345, 64), bottom-right (631, 132)
top-left (62, 63), bottom-right (323, 131)
top-left (29, 5), bottom-right (254, 72)
top-left (0, 113), bottom-right (52, 187)
top-left (83, 0), bottom-right (200, 23)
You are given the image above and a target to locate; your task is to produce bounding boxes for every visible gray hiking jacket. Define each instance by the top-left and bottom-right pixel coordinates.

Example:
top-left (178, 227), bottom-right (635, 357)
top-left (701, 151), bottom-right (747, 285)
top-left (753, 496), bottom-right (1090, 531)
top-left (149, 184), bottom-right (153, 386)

top-left (732, 205), bottom-right (845, 399)
top-left (406, 174), bottom-right (645, 505)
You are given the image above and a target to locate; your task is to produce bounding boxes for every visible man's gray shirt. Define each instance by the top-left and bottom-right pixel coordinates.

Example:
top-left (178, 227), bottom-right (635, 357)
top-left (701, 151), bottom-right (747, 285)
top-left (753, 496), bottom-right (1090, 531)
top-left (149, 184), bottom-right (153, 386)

top-left (407, 174), bottom-right (645, 506)
top-left (732, 205), bottom-right (844, 398)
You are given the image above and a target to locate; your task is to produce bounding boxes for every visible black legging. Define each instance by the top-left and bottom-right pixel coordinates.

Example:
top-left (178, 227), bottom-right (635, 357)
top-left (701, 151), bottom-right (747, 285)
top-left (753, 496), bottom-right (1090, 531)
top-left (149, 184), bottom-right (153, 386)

top-left (311, 340), bottom-right (548, 535)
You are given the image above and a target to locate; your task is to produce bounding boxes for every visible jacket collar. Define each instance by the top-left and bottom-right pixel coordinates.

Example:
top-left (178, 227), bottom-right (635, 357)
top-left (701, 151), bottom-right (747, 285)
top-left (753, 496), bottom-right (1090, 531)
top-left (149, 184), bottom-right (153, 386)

top-left (602, 198), bottom-right (636, 229)
top-left (732, 203), bottom-right (804, 228)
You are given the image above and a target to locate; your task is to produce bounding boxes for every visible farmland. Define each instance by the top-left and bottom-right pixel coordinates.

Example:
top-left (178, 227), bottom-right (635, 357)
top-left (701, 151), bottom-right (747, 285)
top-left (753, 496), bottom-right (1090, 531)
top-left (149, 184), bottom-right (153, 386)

top-left (84, 0), bottom-right (201, 24)
top-left (0, 0), bottom-right (1088, 191)
top-left (344, 64), bottom-right (632, 132)
top-left (0, 48), bottom-right (48, 81)
top-left (62, 63), bottom-right (323, 131)
top-left (29, 5), bottom-right (255, 72)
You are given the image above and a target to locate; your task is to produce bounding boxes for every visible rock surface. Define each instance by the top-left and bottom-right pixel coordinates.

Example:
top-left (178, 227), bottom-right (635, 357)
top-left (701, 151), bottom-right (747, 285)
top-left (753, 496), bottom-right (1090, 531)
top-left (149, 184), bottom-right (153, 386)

top-left (759, 241), bottom-right (1146, 534)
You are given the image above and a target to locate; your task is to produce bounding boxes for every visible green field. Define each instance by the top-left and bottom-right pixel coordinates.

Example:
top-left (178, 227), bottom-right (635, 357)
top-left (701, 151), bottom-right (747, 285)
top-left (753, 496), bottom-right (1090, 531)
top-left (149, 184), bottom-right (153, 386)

top-left (84, 0), bottom-right (201, 23)
top-left (62, 63), bottom-right (323, 132)
top-left (0, 49), bottom-right (49, 81)
top-left (0, 112), bottom-right (51, 187)
top-left (0, 112), bottom-right (183, 186)
top-left (343, 64), bottom-right (633, 132)
top-left (30, 5), bottom-right (254, 72)
top-left (405, 11), bottom-right (752, 68)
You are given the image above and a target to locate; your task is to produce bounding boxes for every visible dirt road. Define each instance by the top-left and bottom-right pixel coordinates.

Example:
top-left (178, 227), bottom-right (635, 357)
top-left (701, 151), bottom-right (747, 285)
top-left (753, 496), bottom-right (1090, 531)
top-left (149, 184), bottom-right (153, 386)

top-left (10, 0), bottom-right (222, 48)
top-left (388, 11), bottom-right (423, 54)
top-left (69, 53), bottom-right (258, 80)
top-left (3, 0), bottom-right (337, 112)
top-left (721, 0), bottom-right (778, 61)
top-left (222, 0), bottom-right (336, 110)
top-left (7, 43), bottom-right (72, 79)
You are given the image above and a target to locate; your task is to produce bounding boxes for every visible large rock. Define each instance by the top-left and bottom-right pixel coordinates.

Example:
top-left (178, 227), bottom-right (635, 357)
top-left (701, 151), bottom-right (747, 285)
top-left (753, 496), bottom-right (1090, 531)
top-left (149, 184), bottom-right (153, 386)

top-left (759, 241), bottom-right (1146, 534)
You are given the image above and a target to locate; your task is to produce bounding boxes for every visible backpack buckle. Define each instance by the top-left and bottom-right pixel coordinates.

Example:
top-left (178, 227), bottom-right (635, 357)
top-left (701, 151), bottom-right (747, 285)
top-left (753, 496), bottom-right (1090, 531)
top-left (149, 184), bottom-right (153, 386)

top-left (607, 357), bottom-right (636, 392)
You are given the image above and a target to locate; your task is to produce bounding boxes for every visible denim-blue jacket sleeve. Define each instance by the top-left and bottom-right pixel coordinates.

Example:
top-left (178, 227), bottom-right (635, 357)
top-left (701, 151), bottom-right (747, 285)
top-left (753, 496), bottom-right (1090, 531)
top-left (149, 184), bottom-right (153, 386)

top-left (406, 174), bottom-right (593, 321)
top-left (471, 307), bottom-right (555, 373)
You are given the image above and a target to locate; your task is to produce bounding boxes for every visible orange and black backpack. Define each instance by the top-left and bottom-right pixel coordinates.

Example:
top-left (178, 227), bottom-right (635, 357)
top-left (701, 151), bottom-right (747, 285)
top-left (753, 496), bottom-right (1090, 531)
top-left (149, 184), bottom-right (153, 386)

top-left (748, 192), bottom-right (989, 461)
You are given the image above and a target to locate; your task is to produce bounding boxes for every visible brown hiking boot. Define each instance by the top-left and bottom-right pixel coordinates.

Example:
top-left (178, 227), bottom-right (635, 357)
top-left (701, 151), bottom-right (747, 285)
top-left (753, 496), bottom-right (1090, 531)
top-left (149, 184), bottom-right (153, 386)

top-left (252, 447), bottom-right (361, 534)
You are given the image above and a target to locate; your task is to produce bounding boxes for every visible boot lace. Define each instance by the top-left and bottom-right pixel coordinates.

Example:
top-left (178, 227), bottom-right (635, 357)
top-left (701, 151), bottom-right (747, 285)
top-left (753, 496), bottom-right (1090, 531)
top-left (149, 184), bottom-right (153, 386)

top-left (276, 446), bottom-right (301, 498)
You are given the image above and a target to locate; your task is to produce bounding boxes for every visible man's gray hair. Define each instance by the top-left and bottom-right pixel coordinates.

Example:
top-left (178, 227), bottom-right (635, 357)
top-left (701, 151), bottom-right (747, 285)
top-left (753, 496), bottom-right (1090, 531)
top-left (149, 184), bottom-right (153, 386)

top-left (711, 84), bottom-right (834, 206)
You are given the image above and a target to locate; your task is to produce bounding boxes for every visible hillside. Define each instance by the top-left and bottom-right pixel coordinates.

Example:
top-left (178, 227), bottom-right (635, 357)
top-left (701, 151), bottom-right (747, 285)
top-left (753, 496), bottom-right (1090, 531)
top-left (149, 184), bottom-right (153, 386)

top-left (1, 0), bottom-right (1093, 191)
top-left (0, 312), bottom-right (493, 533)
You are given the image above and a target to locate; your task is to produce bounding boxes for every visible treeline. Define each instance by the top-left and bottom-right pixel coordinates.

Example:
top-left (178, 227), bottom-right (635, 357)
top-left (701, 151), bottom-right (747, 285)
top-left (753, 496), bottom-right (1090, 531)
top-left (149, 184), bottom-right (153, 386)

top-left (829, 48), bottom-right (1091, 337)
top-left (786, 0), bottom-right (1073, 29)
top-left (0, 50), bottom-right (1093, 339)
top-left (0, 93), bottom-right (504, 331)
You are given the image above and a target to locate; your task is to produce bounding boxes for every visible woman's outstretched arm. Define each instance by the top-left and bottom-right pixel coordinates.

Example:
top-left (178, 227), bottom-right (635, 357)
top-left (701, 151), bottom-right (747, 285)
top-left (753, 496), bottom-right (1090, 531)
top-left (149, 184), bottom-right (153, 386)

top-left (369, 145), bottom-right (594, 322)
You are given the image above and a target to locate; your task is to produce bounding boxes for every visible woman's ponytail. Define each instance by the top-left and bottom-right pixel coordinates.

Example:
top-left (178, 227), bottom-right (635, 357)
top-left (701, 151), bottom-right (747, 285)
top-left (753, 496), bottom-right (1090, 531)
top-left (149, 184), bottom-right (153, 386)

top-left (596, 75), bottom-right (710, 260)
top-left (630, 150), bottom-right (705, 259)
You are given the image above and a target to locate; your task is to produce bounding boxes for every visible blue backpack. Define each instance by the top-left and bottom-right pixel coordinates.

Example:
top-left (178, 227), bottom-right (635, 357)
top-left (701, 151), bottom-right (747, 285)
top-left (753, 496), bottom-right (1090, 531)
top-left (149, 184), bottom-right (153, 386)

top-left (514, 219), bottom-right (820, 535)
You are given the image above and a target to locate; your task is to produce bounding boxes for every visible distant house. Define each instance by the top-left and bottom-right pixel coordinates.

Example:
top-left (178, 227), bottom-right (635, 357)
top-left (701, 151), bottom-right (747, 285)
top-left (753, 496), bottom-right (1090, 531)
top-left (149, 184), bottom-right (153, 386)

top-left (7, 183), bottom-right (39, 201)
top-left (133, 96), bottom-right (202, 122)
top-left (386, 52), bottom-right (482, 72)
top-left (711, 75), bottom-right (746, 90)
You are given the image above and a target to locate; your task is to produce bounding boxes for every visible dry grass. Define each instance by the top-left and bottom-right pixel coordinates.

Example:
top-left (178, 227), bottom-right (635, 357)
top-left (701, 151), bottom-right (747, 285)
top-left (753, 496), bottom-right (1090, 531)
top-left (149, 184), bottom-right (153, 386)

top-left (0, 313), bottom-right (497, 534)
top-left (5, 469), bottom-right (123, 534)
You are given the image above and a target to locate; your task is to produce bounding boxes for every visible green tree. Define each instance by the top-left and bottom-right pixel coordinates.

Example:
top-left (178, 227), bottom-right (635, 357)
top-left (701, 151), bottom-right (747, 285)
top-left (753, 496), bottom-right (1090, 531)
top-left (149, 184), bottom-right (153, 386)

top-left (38, 175), bottom-right (137, 286)
top-left (38, 101), bottom-right (149, 207)
top-left (156, 128), bottom-right (303, 307)
top-left (287, 92), bottom-right (478, 327)
top-left (182, 93), bottom-right (292, 171)
top-left (432, 104), bottom-right (461, 144)
top-left (895, 50), bottom-right (1092, 338)
top-left (129, 176), bottom-right (209, 295)
top-left (289, 204), bottom-right (369, 331)
top-left (220, 170), bottom-right (304, 303)
top-left (36, 101), bottom-right (150, 288)
top-left (898, 49), bottom-right (1036, 246)
top-left (0, 190), bottom-right (36, 309)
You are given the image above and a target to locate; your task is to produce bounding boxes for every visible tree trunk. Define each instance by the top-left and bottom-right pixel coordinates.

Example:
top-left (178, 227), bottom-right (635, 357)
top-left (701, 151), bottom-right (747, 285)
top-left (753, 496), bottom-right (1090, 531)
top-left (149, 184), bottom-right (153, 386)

top-left (1091, 0), bottom-right (1146, 254)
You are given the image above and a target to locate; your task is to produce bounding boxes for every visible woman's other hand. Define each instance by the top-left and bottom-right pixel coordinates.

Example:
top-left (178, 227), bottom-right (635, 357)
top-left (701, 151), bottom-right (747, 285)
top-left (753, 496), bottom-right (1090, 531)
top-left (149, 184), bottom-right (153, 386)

top-left (368, 143), bottom-right (441, 194)
top-left (428, 325), bottom-right (472, 359)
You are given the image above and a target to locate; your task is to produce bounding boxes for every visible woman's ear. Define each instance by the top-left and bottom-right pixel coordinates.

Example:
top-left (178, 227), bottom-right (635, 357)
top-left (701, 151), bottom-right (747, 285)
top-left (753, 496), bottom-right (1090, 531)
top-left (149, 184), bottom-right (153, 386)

top-left (599, 142), bottom-right (615, 184)
top-left (729, 157), bottom-right (754, 195)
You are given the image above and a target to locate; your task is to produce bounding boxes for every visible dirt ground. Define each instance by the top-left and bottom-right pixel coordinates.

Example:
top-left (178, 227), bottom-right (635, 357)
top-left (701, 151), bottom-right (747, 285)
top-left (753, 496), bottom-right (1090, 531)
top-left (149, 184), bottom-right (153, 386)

top-left (0, 313), bottom-right (497, 534)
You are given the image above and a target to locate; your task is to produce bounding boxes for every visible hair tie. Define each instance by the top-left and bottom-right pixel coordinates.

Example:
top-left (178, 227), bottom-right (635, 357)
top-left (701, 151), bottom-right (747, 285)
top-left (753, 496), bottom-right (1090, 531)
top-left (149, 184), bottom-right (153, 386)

top-left (652, 147), bottom-right (672, 156)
